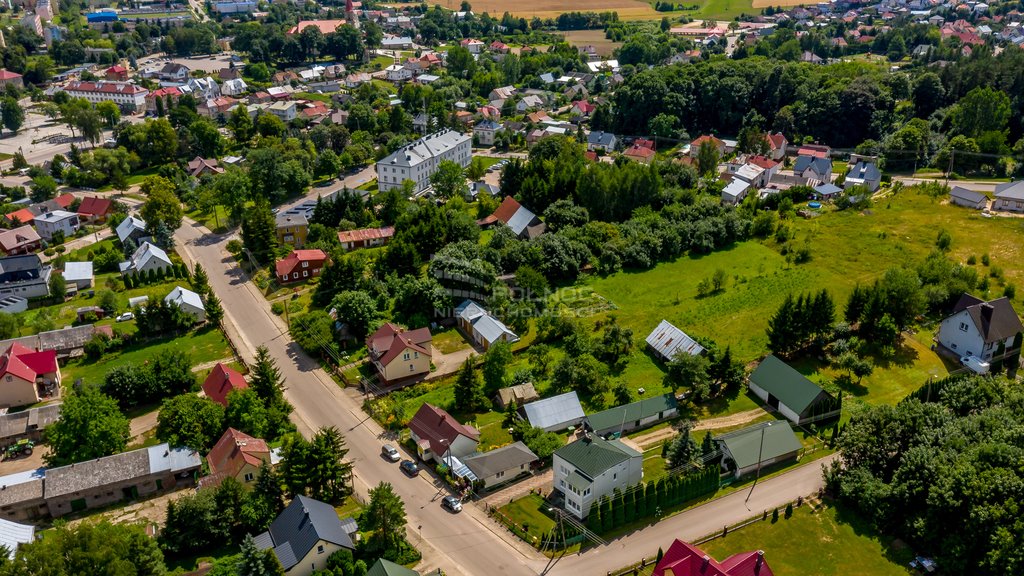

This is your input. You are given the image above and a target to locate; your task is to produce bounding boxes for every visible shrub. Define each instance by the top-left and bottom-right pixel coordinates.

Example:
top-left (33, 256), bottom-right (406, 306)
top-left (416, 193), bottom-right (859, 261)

top-left (271, 302), bottom-right (285, 315)
top-left (785, 503), bottom-right (794, 518)
top-left (967, 255), bottom-right (977, 265)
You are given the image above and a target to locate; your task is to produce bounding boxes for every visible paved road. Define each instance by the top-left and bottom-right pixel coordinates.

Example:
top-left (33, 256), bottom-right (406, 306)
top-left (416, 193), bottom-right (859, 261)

top-left (175, 217), bottom-right (835, 576)
top-left (278, 164), bottom-right (378, 213)
top-left (892, 177), bottom-right (997, 192)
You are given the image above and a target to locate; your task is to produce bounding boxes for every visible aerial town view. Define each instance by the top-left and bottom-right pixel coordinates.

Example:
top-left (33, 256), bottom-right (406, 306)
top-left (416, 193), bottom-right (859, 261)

top-left (0, 0), bottom-right (1021, 572)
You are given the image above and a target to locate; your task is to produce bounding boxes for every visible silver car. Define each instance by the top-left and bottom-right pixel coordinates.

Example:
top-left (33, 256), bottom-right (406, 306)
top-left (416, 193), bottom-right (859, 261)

top-left (381, 445), bottom-right (401, 462)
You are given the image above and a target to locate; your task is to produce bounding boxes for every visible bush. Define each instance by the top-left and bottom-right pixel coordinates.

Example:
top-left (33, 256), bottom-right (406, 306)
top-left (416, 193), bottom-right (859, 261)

top-left (785, 503), bottom-right (794, 518)
top-left (43, 248), bottom-right (55, 257)
top-left (226, 239), bottom-right (244, 255)
top-left (967, 255), bottom-right (977, 265)
top-left (271, 302), bottom-right (285, 315)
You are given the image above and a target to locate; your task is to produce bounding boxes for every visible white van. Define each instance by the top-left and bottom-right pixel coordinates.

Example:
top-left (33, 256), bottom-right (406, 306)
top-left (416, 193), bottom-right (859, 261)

top-left (960, 355), bottom-right (990, 375)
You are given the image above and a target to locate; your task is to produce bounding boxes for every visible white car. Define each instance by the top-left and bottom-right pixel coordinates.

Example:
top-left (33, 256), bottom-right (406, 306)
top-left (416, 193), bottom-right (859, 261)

top-left (960, 355), bottom-right (990, 375)
top-left (116, 312), bottom-right (135, 322)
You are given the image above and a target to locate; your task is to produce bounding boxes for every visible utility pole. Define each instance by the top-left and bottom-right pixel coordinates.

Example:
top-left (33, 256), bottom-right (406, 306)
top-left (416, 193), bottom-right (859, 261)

top-left (745, 421), bottom-right (771, 507)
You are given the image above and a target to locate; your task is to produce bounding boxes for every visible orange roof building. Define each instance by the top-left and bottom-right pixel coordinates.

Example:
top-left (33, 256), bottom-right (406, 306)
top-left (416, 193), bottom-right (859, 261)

top-left (204, 428), bottom-right (272, 488)
top-left (202, 362), bottom-right (249, 406)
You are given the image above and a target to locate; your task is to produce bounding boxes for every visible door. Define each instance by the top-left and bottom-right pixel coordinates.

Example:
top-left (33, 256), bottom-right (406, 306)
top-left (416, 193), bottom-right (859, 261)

top-left (767, 393), bottom-right (780, 410)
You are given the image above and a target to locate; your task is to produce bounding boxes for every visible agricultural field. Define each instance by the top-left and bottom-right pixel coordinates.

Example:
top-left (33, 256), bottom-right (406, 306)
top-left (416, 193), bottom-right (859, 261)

top-left (408, 0), bottom-right (661, 20)
top-left (559, 30), bottom-right (623, 57)
top-left (699, 501), bottom-right (914, 576)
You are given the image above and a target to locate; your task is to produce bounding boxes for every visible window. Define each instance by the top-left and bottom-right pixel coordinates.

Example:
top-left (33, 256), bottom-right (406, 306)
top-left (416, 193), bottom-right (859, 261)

top-left (317, 545), bottom-right (325, 554)
top-left (951, 343), bottom-right (957, 350)
top-left (244, 472), bottom-right (255, 482)
top-left (959, 322), bottom-right (969, 332)
top-left (410, 364), bottom-right (414, 371)
top-left (403, 352), bottom-right (410, 360)
top-left (302, 261), bottom-right (309, 268)
top-left (303, 271), bottom-right (308, 277)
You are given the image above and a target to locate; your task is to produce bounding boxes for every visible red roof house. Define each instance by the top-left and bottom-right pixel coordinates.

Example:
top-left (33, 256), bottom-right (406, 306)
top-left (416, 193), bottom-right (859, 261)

top-left (764, 132), bottom-right (788, 160)
top-left (571, 100), bottom-right (597, 117)
top-left (105, 65), bottom-right (129, 81)
top-left (54, 193), bottom-right (76, 209)
top-left (623, 143), bottom-right (656, 164)
top-left (202, 362), bottom-right (249, 406)
top-left (689, 135), bottom-right (726, 157)
top-left (0, 343), bottom-right (60, 408)
top-left (653, 539), bottom-right (774, 576)
top-left (336, 226), bottom-right (394, 251)
top-left (407, 403), bottom-right (479, 464)
top-left (0, 69), bottom-right (24, 89)
top-left (275, 249), bottom-right (328, 284)
top-left (77, 196), bottom-right (114, 223)
top-left (204, 428), bottom-right (272, 488)
top-left (796, 144), bottom-right (831, 159)
top-left (4, 208), bottom-right (36, 226)
top-left (366, 323), bottom-right (432, 385)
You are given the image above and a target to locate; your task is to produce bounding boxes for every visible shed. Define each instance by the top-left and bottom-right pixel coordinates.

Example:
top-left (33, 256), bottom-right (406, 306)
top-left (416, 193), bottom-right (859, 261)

top-left (0, 518), bottom-right (34, 558)
top-left (949, 186), bottom-right (988, 210)
top-left (585, 394), bottom-right (678, 437)
top-left (716, 420), bottom-right (802, 478)
top-left (748, 355), bottom-right (840, 425)
top-left (645, 320), bottom-right (704, 362)
top-left (520, 391), bottom-right (585, 432)
top-left (494, 383), bottom-right (540, 410)
top-left (62, 261), bottom-right (94, 290)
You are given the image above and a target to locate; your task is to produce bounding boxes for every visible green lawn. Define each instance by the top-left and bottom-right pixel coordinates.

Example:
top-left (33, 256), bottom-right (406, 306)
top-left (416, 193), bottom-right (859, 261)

top-left (63, 327), bottom-right (234, 385)
top-left (474, 411), bottom-right (513, 451)
top-left (700, 502), bottom-right (914, 575)
top-left (432, 328), bottom-right (471, 354)
top-left (496, 493), bottom-right (557, 544)
top-left (185, 205), bottom-right (230, 233)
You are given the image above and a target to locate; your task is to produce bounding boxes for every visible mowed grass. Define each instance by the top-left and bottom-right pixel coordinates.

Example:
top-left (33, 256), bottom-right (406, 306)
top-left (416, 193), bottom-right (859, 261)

top-left (559, 30), bottom-right (623, 57)
top-left (496, 493), bottom-right (557, 542)
top-left (396, 0), bottom-right (660, 19)
top-left (699, 502), bottom-right (914, 575)
top-left (63, 327), bottom-right (234, 385)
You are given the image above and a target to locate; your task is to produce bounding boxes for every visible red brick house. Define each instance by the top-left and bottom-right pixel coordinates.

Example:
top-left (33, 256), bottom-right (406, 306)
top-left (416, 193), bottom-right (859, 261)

top-left (76, 196), bottom-right (114, 223)
top-left (275, 249), bottom-right (328, 284)
top-left (105, 65), bottom-right (129, 81)
top-left (202, 362), bottom-right (249, 406)
top-left (653, 539), bottom-right (774, 576)
top-left (204, 428), bottom-right (272, 488)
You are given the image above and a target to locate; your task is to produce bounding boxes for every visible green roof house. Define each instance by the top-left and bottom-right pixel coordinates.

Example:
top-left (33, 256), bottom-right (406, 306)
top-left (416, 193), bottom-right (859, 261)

top-left (366, 558), bottom-right (420, 576)
top-left (715, 421), bottom-right (802, 479)
top-left (552, 435), bottom-right (643, 519)
top-left (585, 394), bottom-right (678, 437)
top-left (748, 355), bottom-right (840, 425)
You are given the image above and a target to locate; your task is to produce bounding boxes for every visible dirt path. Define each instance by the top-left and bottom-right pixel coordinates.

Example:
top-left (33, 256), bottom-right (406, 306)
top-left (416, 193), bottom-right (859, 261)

top-left (190, 357), bottom-right (236, 373)
top-left (632, 409), bottom-right (769, 449)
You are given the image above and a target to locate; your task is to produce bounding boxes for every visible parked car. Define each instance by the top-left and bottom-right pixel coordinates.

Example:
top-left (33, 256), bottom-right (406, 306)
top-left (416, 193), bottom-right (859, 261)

top-left (116, 312), bottom-right (135, 322)
top-left (441, 495), bottom-right (462, 513)
top-left (960, 355), bottom-right (990, 375)
top-left (909, 556), bottom-right (936, 573)
top-left (399, 460), bottom-right (419, 477)
top-left (381, 445), bottom-right (401, 462)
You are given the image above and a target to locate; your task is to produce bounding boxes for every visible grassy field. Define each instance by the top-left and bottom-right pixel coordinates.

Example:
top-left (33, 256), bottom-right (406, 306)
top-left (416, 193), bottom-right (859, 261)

top-left (392, 0), bottom-right (661, 19)
top-left (63, 327), bottom-right (234, 385)
top-left (559, 30), bottom-right (623, 57)
top-left (699, 501), bottom-right (914, 575)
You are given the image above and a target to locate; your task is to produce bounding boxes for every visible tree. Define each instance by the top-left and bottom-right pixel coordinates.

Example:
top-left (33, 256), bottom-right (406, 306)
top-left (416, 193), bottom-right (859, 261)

top-left (454, 356), bottom-right (486, 412)
top-left (241, 198), bottom-right (278, 264)
top-left (430, 159), bottom-right (468, 199)
top-left (279, 427), bottom-right (352, 503)
top-left (251, 345), bottom-right (286, 405)
top-left (49, 272), bottom-right (67, 300)
top-left (228, 104), bottom-right (254, 143)
top-left (664, 352), bottom-right (711, 402)
top-left (363, 482), bottom-right (407, 553)
top-left (664, 422), bottom-right (698, 469)
top-left (205, 292), bottom-right (224, 325)
top-left (330, 290), bottom-right (377, 339)
top-left (189, 118), bottom-right (223, 158)
top-left (140, 176), bottom-right (184, 232)
top-left (241, 461), bottom-right (285, 532)
top-left (45, 387), bottom-right (130, 466)
top-left (949, 87), bottom-right (1011, 140)
top-left (482, 341), bottom-right (512, 394)
top-left (1, 520), bottom-right (165, 576)
top-left (696, 140), bottom-right (720, 176)
top-left (95, 100), bottom-right (120, 128)
top-left (446, 46), bottom-right (476, 79)
top-left (191, 262), bottom-right (210, 294)
top-left (225, 388), bottom-right (270, 439)
top-left (1, 96), bottom-right (24, 134)
top-left (155, 394), bottom-right (225, 452)
top-left (161, 488), bottom-right (227, 555)
top-left (31, 175), bottom-right (57, 203)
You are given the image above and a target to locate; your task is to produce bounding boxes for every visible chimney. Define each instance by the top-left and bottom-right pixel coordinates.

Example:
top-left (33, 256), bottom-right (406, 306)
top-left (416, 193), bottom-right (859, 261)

top-left (980, 302), bottom-right (994, 325)
top-left (754, 550), bottom-right (764, 575)
top-left (701, 555), bottom-right (711, 571)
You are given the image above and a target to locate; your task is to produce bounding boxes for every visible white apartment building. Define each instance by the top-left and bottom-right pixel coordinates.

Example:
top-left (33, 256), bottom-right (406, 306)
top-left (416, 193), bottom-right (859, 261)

top-left (552, 435), bottom-right (643, 519)
top-left (61, 81), bottom-right (149, 111)
top-left (376, 129), bottom-right (472, 194)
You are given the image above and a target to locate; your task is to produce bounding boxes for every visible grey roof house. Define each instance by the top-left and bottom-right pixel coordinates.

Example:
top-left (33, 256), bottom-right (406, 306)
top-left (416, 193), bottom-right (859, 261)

top-left (844, 161), bottom-right (881, 192)
top-left (748, 355), bottom-right (840, 425)
top-left (115, 215), bottom-right (148, 246)
top-left (645, 320), bottom-right (704, 362)
top-left (552, 435), bottom-right (642, 519)
top-left (520, 391), bottom-right (585, 432)
top-left (586, 131), bottom-right (618, 152)
top-left (936, 293), bottom-right (1023, 361)
top-left (949, 186), bottom-right (988, 209)
top-left (585, 394), bottom-right (678, 437)
top-left (993, 180), bottom-right (1024, 213)
top-left (793, 155), bottom-right (832, 186)
top-left (0, 518), bottom-right (34, 559)
top-left (463, 441), bottom-right (538, 488)
top-left (454, 299), bottom-right (519, 351)
top-left (255, 495), bottom-right (356, 576)
top-left (716, 420), bottom-right (802, 478)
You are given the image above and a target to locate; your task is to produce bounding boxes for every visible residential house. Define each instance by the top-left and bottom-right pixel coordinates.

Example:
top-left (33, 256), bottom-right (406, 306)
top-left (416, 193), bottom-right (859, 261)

top-left (187, 156), bottom-right (224, 178)
top-left (202, 362), bottom-right (248, 406)
top-left (467, 181), bottom-right (499, 202)
top-left (0, 226), bottom-right (41, 256)
top-left (43, 443), bottom-right (201, 517)
top-left (570, 100), bottom-right (596, 118)
top-left (185, 77), bottom-right (220, 101)
top-left (119, 242), bottom-right (172, 277)
top-left (268, 101), bottom-right (297, 122)
top-left (105, 65), bottom-right (129, 81)
top-left (473, 119), bottom-right (502, 146)
top-left (165, 286), bottom-right (206, 323)
top-left (407, 403), bottom-right (479, 465)
top-left (33, 210), bottom-right (79, 241)
top-left (793, 155), bottom-right (832, 186)
top-left (552, 434), bottom-right (643, 518)
top-left (276, 213), bottom-right (309, 247)
top-left (376, 129), bottom-right (472, 194)
top-left (367, 559), bottom-right (421, 576)
top-left (367, 323), bottom-right (432, 385)
top-left (520, 391), bottom-right (585, 432)
top-left (764, 132), bottom-right (788, 160)
top-left (489, 40), bottom-right (510, 53)
top-left (516, 95), bottom-right (545, 113)
top-left (62, 262), bottom-right (93, 290)
top-left (460, 38), bottom-right (484, 53)
top-left (796, 143), bottom-right (830, 158)
top-left (385, 64), bottom-right (412, 82)
top-left (276, 249), bottom-right (328, 284)
top-left (254, 496), bottom-right (356, 576)
top-left (146, 86), bottom-right (182, 114)
top-left (748, 355), bottom-right (841, 425)
top-left (949, 186), bottom-right (988, 209)
top-left (380, 35), bottom-right (413, 50)
top-left (337, 226), bottom-right (394, 251)
top-left (688, 134), bottom-right (726, 158)
top-left (587, 131), bottom-right (618, 152)
top-left (0, 255), bottom-right (52, 299)
top-left (463, 442), bottom-right (538, 489)
top-left (488, 86), bottom-right (516, 103)
top-left (993, 181), bottom-right (1024, 213)
top-left (733, 162), bottom-right (769, 188)
top-left (0, 70), bottom-right (24, 90)
top-left (585, 394), bottom-right (678, 437)
top-left (936, 293), bottom-right (1023, 361)
top-left (205, 428), bottom-right (272, 487)
top-left (645, 319), bottom-right (705, 362)
top-left (812, 182), bottom-right (843, 201)
top-left (844, 161), bottom-right (881, 192)
top-left (115, 215), bottom-right (147, 246)
top-left (716, 421), bottom-right (802, 479)
top-left (198, 96), bottom-right (238, 119)
top-left (623, 143), bottom-right (656, 164)
top-left (652, 539), bottom-right (774, 576)
top-left (158, 62), bottom-right (190, 82)
top-left (0, 343), bottom-right (59, 408)
top-left (721, 179), bottom-right (751, 205)
top-left (454, 299), bottom-right (519, 351)
top-left (494, 383), bottom-right (539, 410)
top-left (76, 196), bottom-right (113, 223)
top-left (483, 196), bottom-right (546, 240)
top-left (222, 78), bottom-right (248, 97)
